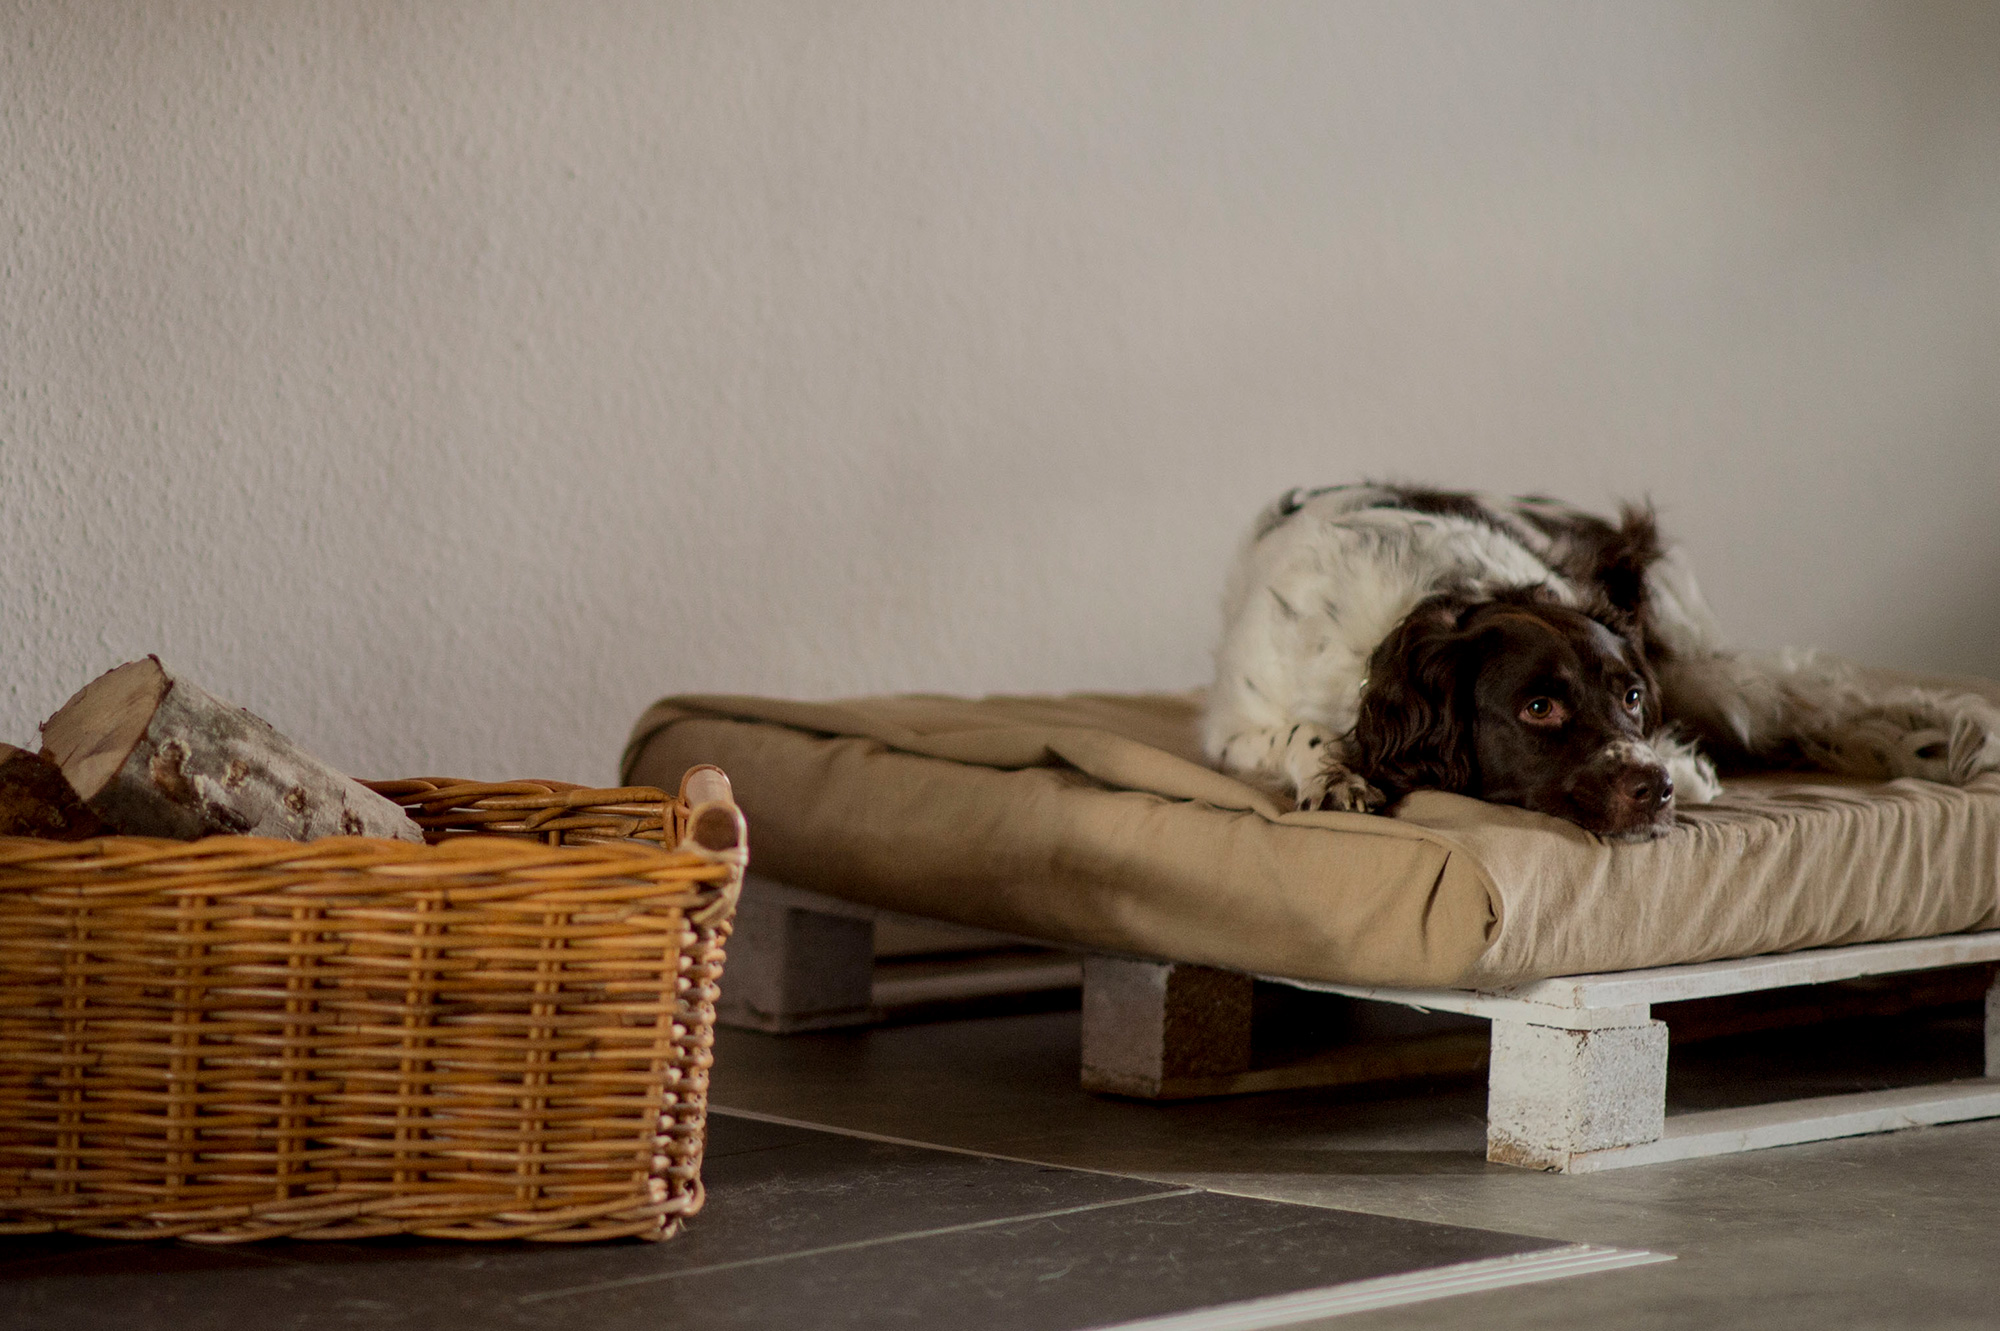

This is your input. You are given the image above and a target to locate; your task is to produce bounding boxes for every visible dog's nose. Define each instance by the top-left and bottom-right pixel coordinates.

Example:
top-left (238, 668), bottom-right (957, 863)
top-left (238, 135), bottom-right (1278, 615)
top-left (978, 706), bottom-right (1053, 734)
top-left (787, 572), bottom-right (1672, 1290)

top-left (1618, 765), bottom-right (1673, 811)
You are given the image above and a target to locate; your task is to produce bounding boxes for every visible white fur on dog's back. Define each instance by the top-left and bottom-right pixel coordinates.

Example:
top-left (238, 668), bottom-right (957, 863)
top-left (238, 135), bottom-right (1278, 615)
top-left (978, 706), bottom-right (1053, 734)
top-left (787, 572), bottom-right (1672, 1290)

top-left (1203, 486), bottom-right (1572, 786)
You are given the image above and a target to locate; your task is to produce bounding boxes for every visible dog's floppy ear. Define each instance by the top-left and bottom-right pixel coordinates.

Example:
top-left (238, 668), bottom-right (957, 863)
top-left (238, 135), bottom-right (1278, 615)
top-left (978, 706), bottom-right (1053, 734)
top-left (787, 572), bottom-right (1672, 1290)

top-left (1348, 593), bottom-right (1479, 801)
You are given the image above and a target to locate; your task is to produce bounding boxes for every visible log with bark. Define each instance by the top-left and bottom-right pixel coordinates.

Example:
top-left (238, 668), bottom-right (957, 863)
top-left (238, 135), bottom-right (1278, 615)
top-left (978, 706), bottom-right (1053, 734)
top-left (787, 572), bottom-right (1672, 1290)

top-left (39, 657), bottom-right (423, 843)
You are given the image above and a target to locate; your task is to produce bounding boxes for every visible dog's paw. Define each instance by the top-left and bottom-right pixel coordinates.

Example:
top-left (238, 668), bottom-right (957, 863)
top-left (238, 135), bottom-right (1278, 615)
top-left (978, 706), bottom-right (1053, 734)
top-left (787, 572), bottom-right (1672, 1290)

top-left (1819, 693), bottom-right (2000, 786)
top-left (1888, 724), bottom-right (1959, 784)
top-left (1297, 767), bottom-right (1387, 814)
top-left (1924, 705), bottom-right (2000, 785)
top-left (1648, 728), bottom-right (1722, 804)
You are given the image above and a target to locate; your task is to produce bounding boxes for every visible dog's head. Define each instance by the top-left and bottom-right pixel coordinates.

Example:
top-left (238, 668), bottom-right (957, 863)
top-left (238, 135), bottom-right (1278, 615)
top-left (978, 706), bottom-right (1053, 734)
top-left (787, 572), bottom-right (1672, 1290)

top-left (1348, 586), bottom-right (1676, 840)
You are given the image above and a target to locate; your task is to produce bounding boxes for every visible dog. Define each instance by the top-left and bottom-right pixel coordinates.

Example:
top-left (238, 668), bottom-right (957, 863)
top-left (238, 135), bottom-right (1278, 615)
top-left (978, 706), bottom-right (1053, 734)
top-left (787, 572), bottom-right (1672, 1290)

top-left (1202, 483), bottom-right (2000, 840)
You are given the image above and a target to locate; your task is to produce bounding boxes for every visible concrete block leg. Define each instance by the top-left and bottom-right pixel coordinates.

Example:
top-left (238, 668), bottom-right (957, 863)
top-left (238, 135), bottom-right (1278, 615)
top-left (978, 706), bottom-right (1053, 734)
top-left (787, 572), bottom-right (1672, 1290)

top-left (717, 892), bottom-right (880, 1033)
top-left (1486, 1018), bottom-right (1669, 1171)
top-left (1080, 956), bottom-right (1253, 1098)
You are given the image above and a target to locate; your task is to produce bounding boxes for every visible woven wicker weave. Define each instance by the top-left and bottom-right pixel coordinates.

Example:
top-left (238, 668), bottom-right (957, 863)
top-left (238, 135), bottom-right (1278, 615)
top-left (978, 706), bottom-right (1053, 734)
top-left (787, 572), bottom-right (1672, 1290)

top-left (0, 766), bottom-right (743, 1243)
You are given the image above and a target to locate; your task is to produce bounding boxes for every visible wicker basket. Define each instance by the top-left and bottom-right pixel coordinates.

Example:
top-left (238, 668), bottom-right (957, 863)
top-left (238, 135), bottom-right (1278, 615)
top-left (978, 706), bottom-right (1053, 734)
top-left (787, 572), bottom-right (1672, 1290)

top-left (0, 765), bottom-right (744, 1244)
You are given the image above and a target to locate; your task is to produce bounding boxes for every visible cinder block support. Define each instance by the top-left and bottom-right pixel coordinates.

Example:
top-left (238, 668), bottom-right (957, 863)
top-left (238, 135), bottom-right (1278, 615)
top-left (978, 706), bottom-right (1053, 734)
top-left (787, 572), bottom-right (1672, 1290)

top-left (1986, 971), bottom-right (2000, 1078)
top-left (1080, 956), bottom-right (1254, 1098)
top-left (716, 892), bottom-right (880, 1033)
top-left (1486, 1018), bottom-right (1669, 1171)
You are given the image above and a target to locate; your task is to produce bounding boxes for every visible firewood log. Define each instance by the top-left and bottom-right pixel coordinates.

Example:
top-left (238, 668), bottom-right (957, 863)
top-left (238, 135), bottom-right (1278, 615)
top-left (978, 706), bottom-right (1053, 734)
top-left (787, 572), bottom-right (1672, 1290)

top-left (0, 743), bottom-right (105, 840)
top-left (40, 657), bottom-right (423, 842)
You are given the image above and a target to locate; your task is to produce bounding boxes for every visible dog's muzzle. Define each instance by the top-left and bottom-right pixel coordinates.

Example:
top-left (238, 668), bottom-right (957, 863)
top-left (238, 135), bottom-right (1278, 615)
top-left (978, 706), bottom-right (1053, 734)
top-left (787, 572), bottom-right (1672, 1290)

top-left (1567, 739), bottom-right (1676, 840)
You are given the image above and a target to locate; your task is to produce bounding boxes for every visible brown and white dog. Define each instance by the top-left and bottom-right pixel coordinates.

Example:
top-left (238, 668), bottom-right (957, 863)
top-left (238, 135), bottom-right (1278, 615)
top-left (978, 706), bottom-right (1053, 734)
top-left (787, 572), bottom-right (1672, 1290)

top-left (1202, 483), bottom-right (2000, 840)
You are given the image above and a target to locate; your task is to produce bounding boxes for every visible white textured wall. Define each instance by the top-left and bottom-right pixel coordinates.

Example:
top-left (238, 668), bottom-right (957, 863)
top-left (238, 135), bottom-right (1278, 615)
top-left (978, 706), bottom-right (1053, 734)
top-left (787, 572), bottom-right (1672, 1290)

top-left (4, 2), bottom-right (1998, 784)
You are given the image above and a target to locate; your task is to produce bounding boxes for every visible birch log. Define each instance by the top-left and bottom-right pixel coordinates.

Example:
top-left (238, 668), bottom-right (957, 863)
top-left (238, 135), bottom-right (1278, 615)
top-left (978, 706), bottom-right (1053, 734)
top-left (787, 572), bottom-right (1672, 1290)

top-left (0, 743), bottom-right (105, 840)
top-left (39, 658), bottom-right (423, 843)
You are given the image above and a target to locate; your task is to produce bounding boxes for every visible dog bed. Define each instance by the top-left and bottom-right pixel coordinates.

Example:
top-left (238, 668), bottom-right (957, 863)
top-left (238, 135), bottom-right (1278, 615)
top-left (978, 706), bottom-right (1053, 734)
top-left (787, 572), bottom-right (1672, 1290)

top-left (621, 685), bottom-right (2000, 991)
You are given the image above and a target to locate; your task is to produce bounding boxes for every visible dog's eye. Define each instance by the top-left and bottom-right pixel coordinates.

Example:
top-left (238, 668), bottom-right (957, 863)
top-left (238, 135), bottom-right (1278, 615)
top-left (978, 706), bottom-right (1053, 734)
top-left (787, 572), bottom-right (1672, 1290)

top-left (1521, 697), bottom-right (1563, 725)
top-left (1624, 687), bottom-right (1644, 711)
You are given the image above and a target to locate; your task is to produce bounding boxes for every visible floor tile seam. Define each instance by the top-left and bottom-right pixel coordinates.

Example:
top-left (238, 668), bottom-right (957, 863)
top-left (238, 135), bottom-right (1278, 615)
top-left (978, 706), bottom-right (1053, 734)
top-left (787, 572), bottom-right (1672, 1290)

top-left (708, 1104), bottom-right (1176, 1185)
top-left (515, 1186), bottom-right (1205, 1306)
top-left (706, 1108), bottom-right (1652, 1257)
top-left (1145, 1178), bottom-right (1611, 1248)
top-left (701, 1138), bottom-right (820, 1164)
top-left (708, 1107), bottom-right (1620, 1250)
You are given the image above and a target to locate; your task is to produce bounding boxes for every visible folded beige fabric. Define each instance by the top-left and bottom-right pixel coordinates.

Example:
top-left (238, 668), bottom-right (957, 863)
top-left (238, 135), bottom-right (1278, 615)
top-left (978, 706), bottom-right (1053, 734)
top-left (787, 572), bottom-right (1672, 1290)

top-left (623, 689), bottom-right (2000, 989)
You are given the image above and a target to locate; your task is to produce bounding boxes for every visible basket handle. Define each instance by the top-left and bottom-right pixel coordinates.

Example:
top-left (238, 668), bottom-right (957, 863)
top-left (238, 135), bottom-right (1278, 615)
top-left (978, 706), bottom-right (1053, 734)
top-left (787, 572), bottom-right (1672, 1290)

top-left (678, 765), bottom-right (732, 810)
top-left (674, 765), bottom-right (745, 854)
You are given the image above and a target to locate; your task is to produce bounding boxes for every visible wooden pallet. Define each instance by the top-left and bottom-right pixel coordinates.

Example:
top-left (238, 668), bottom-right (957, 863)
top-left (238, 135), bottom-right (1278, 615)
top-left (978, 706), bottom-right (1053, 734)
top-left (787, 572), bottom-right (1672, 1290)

top-left (719, 876), bottom-right (2000, 1172)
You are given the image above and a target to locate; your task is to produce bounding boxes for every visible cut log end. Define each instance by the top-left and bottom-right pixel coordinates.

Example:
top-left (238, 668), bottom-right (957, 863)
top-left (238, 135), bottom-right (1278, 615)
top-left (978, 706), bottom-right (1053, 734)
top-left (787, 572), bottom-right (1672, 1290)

top-left (40, 656), bottom-right (168, 803)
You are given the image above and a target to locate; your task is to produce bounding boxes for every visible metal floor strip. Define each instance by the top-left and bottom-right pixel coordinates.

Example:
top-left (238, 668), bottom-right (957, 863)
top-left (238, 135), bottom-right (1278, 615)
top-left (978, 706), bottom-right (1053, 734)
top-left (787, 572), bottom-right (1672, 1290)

top-left (1098, 1244), bottom-right (1674, 1330)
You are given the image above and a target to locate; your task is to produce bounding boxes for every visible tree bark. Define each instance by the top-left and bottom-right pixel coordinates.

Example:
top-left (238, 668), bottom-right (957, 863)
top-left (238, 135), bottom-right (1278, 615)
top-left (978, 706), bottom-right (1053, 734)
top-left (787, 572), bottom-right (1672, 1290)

top-left (40, 657), bottom-right (422, 843)
top-left (0, 743), bottom-right (105, 840)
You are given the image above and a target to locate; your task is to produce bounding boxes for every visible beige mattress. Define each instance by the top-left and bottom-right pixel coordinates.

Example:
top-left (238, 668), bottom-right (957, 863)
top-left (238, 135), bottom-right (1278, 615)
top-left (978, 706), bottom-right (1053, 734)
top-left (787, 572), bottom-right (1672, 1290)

top-left (622, 690), bottom-right (2000, 989)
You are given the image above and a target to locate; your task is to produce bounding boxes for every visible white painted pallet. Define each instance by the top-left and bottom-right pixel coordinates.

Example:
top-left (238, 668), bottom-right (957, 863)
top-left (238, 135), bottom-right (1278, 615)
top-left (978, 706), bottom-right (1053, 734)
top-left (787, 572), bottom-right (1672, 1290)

top-left (1303, 929), bottom-right (2000, 1024)
top-left (1282, 930), bottom-right (2000, 1171)
top-left (721, 875), bottom-right (2000, 1173)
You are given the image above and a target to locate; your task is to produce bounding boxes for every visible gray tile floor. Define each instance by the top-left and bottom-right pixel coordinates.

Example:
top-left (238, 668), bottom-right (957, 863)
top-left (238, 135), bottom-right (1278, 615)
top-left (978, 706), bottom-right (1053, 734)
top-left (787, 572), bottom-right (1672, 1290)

top-left (5, 998), bottom-right (1997, 1329)
top-left (0, 1104), bottom-right (1566, 1330)
top-left (710, 1000), bottom-right (2000, 1330)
